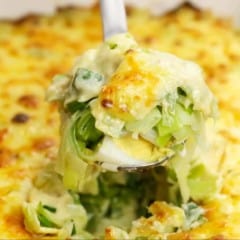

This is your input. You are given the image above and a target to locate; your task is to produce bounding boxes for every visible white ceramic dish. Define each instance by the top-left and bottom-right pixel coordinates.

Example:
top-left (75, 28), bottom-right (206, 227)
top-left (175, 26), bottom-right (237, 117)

top-left (0, 0), bottom-right (239, 26)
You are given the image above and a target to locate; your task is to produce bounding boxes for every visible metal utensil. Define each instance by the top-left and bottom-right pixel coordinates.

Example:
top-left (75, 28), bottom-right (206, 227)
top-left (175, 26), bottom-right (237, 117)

top-left (100, 0), bottom-right (128, 40)
top-left (117, 152), bottom-right (175, 172)
top-left (99, 0), bottom-right (176, 172)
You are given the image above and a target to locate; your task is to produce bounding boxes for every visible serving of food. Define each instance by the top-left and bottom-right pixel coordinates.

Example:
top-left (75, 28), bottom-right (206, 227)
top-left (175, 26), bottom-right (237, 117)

top-left (0, 3), bottom-right (240, 239)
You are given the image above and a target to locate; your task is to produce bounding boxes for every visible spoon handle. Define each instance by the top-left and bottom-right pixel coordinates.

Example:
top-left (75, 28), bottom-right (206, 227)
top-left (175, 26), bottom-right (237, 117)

top-left (100, 0), bottom-right (128, 40)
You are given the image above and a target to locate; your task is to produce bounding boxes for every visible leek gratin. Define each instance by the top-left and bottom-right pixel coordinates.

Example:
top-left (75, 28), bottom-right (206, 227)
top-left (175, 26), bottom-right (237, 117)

top-left (0, 5), bottom-right (240, 239)
top-left (47, 32), bottom-right (218, 200)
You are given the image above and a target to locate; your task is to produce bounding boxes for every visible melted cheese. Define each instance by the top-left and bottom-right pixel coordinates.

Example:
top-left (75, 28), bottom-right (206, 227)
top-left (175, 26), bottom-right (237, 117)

top-left (98, 47), bottom-right (215, 121)
top-left (99, 48), bottom-right (161, 121)
top-left (0, 5), bottom-right (240, 238)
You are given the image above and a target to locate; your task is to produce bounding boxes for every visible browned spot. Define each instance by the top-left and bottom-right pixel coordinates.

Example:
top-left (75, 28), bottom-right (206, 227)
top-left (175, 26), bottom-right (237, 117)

top-left (9, 48), bottom-right (18, 56)
top-left (105, 227), bottom-right (113, 240)
top-left (125, 48), bottom-right (134, 55)
top-left (149, 202), bottom-right (169, 219)
top-left (143, 36), bottom-right (155, 44)
top-left (11, 113), bottom-right (30, 124)
top-left (217, 64), bottom-right (228, 71)
top-left (48, 101), bottom-right (59, 112)
top-left (211, 234), bottom-right (225, 240)
top-left (46, 116), bottom-right (58, 127)
top-left (126, 6), bottom-right (133, 16)
top-left (13, 14), bottom-right (39, 26)
top-left (181, 2), bottom-right (201, 11)
top-left (0, 128), bottom-right (8, 142)
top-left (0, 148), bottom-right (18, 167)
top-left (18, 94), bottom-right (39, 108)
top-left (193, 10), bottom-right (204, 21)
top-left (4, 207), bottom-right (31, 237)
top-left (197, 50), bottom-right (207, 59)
top-left (214, 18), bottom-right (231, 28)
top-left (155, 209), bottom-right (167, 219)
top-left (45, 65), bottom-right (69, 79)
top-left (32, 137), bottom-right (56, 151)
top-left (105, 228), bottom-right (111, 234)
top-left (174, 39), bottom-right (183, 46)
top-left (101, 99), bottom-right (113, 108)
top-left (229, 54), bottom-right (240, 61)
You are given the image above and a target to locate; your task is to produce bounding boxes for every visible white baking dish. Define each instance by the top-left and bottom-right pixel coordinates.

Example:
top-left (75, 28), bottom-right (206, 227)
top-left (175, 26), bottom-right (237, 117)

top-left (0, 0), bottom-right (239, 26)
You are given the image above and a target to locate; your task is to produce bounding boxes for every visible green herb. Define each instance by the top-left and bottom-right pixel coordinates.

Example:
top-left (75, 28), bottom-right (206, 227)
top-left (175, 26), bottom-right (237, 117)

top-left (182, 202), bottom-right (206, 230)
top-left (108, 42), bottom-right (118, 49)
top-left (75, 108), bottom-right (103, 147)
top-left (37, 202), bottom-right (59, 228)
top-left (71, 223), bottom-right (76, 235)
top-left (177, 87), bottom-right (187, 96)
top-left (58, 108), bottom-right (101, 191)
top-left (79, 169), bottom-right (168, 234)
top-left (156, 134), bottom-right (172, 147)
top-left (43, 205), bottom-right (57, 213)
top-left (38, 213), bottom-right (58, 228)
top-left (78, 68), bottom-right (91, 80)
top-left (74, 68), bottom-right (103, 82)
top-left (66, 101), bottom-right (87, 113)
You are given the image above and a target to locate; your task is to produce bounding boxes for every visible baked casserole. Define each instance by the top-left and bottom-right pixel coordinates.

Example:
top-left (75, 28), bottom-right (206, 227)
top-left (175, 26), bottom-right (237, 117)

top-left (0, 4), bottom-right (240, 239)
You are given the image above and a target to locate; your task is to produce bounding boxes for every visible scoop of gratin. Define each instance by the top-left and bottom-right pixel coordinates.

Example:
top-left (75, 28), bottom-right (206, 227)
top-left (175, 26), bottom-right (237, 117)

top-left (47, 33), bottom-right (219, 202)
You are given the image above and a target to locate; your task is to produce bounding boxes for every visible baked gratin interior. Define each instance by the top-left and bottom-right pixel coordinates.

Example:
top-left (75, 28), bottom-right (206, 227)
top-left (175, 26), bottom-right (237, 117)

top-left (0, 4), bottom-right (240, 239)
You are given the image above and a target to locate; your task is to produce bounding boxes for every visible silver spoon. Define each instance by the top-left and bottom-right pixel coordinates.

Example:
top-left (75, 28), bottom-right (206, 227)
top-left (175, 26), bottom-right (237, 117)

top-left (99, 0), bottom-right (176, 172)
top-left (117, 151), bottom-right (174, 172)
top-left (100, 0), bottom-right (128, 40)
top-left (97, 145), bottom-right (175, 172)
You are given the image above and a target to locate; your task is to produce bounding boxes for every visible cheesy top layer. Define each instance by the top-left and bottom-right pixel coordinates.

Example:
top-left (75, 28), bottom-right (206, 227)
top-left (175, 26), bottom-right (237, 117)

top-left (56, 33), bottom-right (215, 122)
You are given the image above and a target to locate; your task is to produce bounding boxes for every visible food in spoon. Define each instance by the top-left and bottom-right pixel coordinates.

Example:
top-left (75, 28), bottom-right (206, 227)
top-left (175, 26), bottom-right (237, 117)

top-left (47, 33), bottom-right (219, 202)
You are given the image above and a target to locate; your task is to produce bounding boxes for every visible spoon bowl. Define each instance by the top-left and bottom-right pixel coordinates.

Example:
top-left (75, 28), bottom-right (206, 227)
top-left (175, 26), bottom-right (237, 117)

top-left (99, 0), bottom-right (181, 172)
